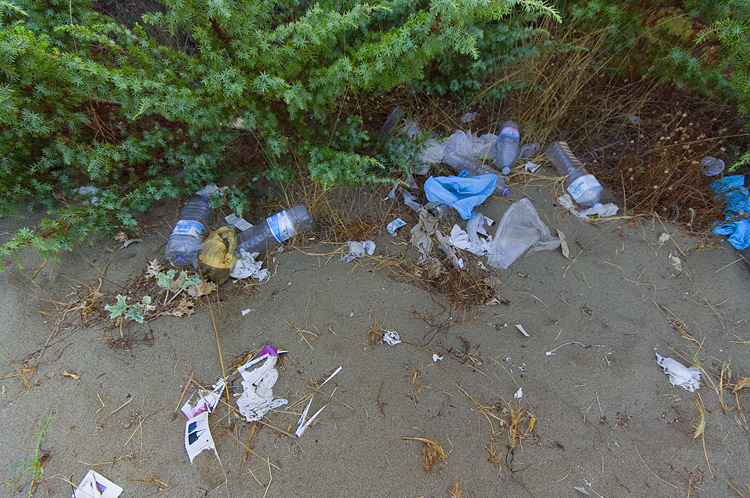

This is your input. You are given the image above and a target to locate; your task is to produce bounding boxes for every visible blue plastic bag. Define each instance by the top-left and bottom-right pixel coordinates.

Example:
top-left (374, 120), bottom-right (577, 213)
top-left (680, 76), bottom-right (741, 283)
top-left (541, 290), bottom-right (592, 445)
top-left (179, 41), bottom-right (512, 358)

top-left (711, 175), bottom-right (750, 250)
top-left (424, 174), bottom-right (497, 220)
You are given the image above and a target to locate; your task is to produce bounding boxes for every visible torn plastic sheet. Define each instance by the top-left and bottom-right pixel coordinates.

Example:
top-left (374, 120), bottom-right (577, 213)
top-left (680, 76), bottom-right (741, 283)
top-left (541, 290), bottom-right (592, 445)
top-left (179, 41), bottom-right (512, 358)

top-left (424, 174), bottom-right (497, 220)
top-left (225, 213), bottom-right (253, 231)
top-left (514, 388), bottom-right (523, 399)
top-left (655, 351), bottom-right (701, 392)
top-left (185, 411), bottom-right (221, 464)
top-left (340, 240), bottom-right (376, 262)
top-left (558, 194), bottom-right (619, 219)
top-left (236, 346), bottom-right (288, 422)
top-left (229, 249), bottom-right (270, 281)
top-left (410, 208), bottom-right (439, 263)
top-left (181, 378), bottom-right (226, 419)
top-left (296, 366), bottom-right (342, 437)
top-left (486, 198), bottom-right (561, 269)
top-left (72, 470), bottom-right (123, 498)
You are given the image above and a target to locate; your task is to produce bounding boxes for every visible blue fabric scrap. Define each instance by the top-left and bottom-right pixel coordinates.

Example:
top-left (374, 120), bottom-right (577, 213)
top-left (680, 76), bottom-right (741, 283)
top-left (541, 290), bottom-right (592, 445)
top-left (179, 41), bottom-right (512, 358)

top-left (711, 174), bottom-right (750, 250)
top-left (424, 174), bottom-right (497, 220)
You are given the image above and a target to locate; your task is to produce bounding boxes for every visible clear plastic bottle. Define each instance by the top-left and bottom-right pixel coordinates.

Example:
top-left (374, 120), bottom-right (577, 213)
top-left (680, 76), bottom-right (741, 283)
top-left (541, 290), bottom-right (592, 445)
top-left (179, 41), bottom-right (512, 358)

top-left (165, 194), bottom-right (213, 268)
top-left (442, 150), bottom-right (510, 196)
top-left (545, 141), bottom-right (603, 207)
top-left (236, 204), bottom-right (313, 254)
top-left (495, 121), bottom-right (521, 176)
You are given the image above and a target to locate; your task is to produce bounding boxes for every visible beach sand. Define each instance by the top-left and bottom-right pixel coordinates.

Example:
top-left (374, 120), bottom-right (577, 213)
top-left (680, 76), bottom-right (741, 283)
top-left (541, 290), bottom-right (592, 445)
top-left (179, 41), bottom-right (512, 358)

top-left (1, 176), bottom-right (749, 497)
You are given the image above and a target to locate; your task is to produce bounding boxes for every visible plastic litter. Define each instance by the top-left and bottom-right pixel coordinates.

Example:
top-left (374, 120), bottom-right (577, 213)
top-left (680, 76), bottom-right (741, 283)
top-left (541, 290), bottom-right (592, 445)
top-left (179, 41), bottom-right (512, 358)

top-left (558, 194), bottom-right (618, 219)
top-left (236, 346), bottom-right (288, 422)
top-left (424, 174), bottom-right (497, 220)
top-left (655, 351), bottom-right (701, 392)
top-left (701, 156), bottom-right (725, 176)
top-left (440, 130), bottom-right (510, 196)
top-left (546, 141), bottom-right (605, 208)
top-left (185, 411), bottom-right (220, 463)
top-left (295, 366), bottom-right (342, 437)
top-left (410, 209), bottom-right (439, 263)
top-left (225, 213), bottom-right (252, 231)
top-left (198, 227), bottom-right (237, 285)
top-left (711, 175), bottom-right (750, 250)
top-left (229, 249), bottom-right (270, 281)
top-left (486, 198), bottom-right (561, 269)
top-left (73, 470), bottom-right (123, 498)
top-left (524, 161), bottom-right (541, 173)
top-left (340, 240), bottom-right (376, 262)
top-left (181, 378), bottom-right (226, 419)
top-left (383, 330), bottom-right (402, 346)
top-left (514, 388), bottom-right (523, 399)
top-left (387, 218), bottom-right (406, 235)
top-left (516, 324), bottom-right (530, 337)
top-left (447, 214), bottom-right (494, 256)
top-left (433, 354), bottom-right (443, 362)
top-left (495, 121), bottom-right (521, 176)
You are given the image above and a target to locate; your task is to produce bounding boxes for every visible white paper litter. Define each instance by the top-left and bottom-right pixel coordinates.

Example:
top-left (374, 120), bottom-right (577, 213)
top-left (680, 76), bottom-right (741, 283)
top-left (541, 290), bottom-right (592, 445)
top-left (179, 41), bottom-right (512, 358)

top-left (433, 353), bottom-right (443, 362)
top-left (230, 249), bottom-right (270, 281)
top-left (655, 351), bottom-right (701, 392)
top-left (184, 411), bottom-right (219, 463)
top-left (241, 308), bottom-right (251, 316)
top-left (558, 194), bottom-right (618, 219)
top-left (516, 324), bottom-right (530, 337)
top-left (73, 470), bottom-right (123, 498)
top-left (524, 162), bottom-right (541, 173)
top-left (340, 240), bottom-right (376, 262)
top-left (670, 254), bottom-right (682, 272)
top-left (236, 348), bottom-right (288, 421)
top-left (181, 378), bottom-right (226, 419)
top-left (447, 222), bottom-right (493, 256)
top-left (383, 330), bottom-right (402, 346)
top-left (514, 388), bottom-right (523, 399)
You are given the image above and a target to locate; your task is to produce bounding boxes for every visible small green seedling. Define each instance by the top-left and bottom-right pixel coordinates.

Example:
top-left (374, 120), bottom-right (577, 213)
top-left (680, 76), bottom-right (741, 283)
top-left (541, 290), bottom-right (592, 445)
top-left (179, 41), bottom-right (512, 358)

top-left (105, 294), bottom-right (154, 324)
top-left (4, 410), bottom-right (54, 497)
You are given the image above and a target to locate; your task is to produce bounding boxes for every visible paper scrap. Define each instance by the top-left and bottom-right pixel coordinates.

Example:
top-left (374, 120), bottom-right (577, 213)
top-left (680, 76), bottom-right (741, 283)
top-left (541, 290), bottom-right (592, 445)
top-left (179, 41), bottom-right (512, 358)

top-left (558, 194), bottom-right (618, 219)
top-left (558, 229), bottom-right (570, 259)
top-left (655, 351), bottom-right (701, 392)
top-left (236, 346), bottom-right (288, 421)
top-left (516, 324), bottom-right (529, 337)
top-left (433, 354), bottom-right (443, 362)
top-left (340, 240), bottom-right (376, 262)
top-left (670, 254), bottom-right (682, 272)
top-left (73, 470), bottom-right (123, 498)
top-left (387, 218), bottom-right (406, 235)
top-left (230, 249), bottom-right (270, 281)
top-left (514, 388), bottom-right (523, 399)
top-left (241, 308), bottom-right (251, 316)
top-left (383, 330), bottom-right (402, 346)
top-left (658, 232), bottom-right (670, 246)
top-left (181, 378), bottom-right (226, 419)
top-left (184, 411), bottom-right (219, 463)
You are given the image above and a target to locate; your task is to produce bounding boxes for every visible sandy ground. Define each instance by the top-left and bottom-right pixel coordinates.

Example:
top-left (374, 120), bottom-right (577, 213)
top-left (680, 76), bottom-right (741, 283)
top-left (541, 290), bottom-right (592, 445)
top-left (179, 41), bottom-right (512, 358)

top-left (1, 176), bottom-right (749, 498)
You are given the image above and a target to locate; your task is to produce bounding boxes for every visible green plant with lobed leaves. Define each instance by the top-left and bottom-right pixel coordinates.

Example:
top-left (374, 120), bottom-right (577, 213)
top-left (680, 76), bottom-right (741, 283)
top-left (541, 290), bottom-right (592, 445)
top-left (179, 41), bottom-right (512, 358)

top-left (0, 0), bottom-right (558, 267)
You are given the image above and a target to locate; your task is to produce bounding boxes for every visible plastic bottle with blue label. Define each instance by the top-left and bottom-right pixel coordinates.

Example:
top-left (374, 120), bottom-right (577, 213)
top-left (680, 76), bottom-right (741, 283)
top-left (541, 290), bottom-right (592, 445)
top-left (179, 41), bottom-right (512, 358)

top-left (165, 194), bottom-right (213, 268)
top-left (236, 204), bottom-right (313, 255)
top-left (545, 141), bottom-right (603, 208)
top-left (495, 121), bottom-right (521, 176)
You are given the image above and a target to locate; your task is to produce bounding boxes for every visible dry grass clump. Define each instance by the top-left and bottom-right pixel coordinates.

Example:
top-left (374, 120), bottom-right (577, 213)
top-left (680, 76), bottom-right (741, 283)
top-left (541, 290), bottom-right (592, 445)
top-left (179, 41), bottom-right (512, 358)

top-left (402, 436), bottom-right (447, 473)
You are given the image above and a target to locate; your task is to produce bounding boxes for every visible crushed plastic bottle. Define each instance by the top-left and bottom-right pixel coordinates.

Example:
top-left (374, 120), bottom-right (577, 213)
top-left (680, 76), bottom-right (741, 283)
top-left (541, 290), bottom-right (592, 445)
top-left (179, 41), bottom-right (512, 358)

top-left (165, 194), bottom-right (213, 268)
top-left (545, 141), bottom-right (603, 208)
top-left (495, 121), bottom-right (521, 176)
top-left (236, 204), bottom-right (313, 254)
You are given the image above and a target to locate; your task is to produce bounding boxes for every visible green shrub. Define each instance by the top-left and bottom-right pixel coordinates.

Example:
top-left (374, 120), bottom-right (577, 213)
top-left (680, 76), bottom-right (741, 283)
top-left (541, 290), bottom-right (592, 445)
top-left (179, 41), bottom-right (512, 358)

top-left (1, 0), bottom-right (558, 266)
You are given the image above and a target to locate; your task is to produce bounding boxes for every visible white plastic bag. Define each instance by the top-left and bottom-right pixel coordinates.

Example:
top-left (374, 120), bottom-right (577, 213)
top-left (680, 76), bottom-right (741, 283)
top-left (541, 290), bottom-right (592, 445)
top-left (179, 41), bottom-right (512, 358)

top-left (486, 198), bottom-right (560, 269)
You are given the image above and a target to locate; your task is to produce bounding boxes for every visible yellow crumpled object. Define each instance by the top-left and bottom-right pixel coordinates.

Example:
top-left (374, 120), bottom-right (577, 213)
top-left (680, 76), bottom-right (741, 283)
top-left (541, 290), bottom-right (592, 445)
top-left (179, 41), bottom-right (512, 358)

top-left (198, 226), bottom-right (237, 285)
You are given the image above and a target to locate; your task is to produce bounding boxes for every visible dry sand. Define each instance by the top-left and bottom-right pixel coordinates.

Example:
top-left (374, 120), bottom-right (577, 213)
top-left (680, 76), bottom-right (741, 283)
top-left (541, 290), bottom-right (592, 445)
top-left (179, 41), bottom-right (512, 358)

top-left (1, 177), bottom-right (749, 498)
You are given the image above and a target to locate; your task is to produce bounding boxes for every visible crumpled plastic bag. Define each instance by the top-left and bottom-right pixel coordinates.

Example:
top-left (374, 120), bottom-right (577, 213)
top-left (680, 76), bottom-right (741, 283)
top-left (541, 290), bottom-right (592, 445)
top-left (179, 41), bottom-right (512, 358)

top-left (340, 240), bottom-right (376, 262)
top-left (236, 350), bottom-right (288, 422)
top-left (655, 351), bottom-right (701, 392)
top-left (198, 227), bottom-right (237, 285)
top-left (230, 249), bottom-right (270, 281)
top-left (424, 174), bottom-right (497, 220)
top-left (558, 194), bottom-right (619, 219)
top-left (486, 198), bottom-right (561, 269)
top-left (711, 175), bottom-right (750, 250)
